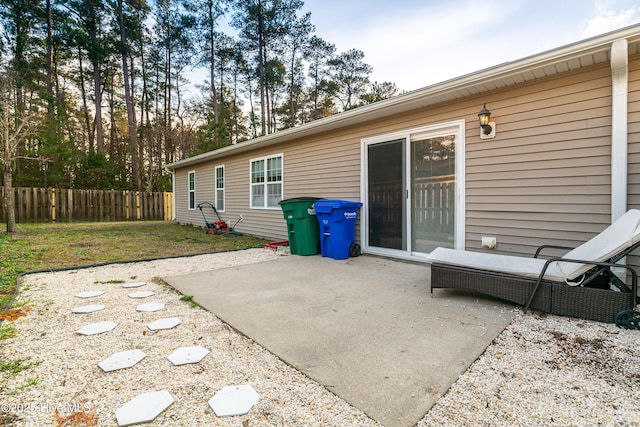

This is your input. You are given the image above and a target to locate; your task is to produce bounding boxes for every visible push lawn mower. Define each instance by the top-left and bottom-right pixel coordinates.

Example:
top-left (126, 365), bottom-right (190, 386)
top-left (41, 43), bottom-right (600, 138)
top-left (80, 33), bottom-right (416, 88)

top-left (197, 202), bottom-right (243, 236)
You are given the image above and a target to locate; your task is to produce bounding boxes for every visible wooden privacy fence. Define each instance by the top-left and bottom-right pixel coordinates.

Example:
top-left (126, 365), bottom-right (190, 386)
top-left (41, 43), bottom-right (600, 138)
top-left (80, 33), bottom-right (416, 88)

top-left (369, 177), bottom-right (455, 236)
top-left (0, 187), bottom-right (173, 223)
top-left (412, 179), bottom-right (455, 237)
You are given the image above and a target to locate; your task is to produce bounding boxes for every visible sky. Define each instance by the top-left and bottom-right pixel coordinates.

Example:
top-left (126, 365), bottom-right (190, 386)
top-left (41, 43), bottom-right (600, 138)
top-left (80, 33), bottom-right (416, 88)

top-left (298, 0), bottom-right (640, 92)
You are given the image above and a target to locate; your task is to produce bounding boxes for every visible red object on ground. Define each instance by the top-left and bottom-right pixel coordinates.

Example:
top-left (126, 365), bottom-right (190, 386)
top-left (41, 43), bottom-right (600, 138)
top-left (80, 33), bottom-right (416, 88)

top-left (264, 241), bottom-right (289, 250)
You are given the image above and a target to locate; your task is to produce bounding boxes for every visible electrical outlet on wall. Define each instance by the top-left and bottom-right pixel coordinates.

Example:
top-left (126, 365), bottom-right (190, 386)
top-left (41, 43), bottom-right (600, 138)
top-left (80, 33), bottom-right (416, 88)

top-left (481, 236), bottom-right (497, 249)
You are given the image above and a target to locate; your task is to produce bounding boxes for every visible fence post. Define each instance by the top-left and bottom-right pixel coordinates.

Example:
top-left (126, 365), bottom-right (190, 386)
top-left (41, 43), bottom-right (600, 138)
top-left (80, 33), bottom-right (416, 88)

top-left (125, 191), bottom-right (130, 220)
top-left (163, 192), bottom-right (173, 221)
top-left (136, 191), bottom-right (141, 220)
top-left (67, 189), bottom-right (72, 221)
top-left (51, 188), bottom-right (56, 222)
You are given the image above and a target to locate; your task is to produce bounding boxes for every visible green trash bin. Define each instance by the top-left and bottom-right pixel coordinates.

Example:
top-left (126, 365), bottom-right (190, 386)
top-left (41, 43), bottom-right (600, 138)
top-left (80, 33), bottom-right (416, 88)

top-left (279, 197), bottom-right (322, 255)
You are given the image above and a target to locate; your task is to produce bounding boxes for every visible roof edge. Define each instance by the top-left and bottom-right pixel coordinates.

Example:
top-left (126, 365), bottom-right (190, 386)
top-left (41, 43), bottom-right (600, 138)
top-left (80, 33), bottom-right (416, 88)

top-left (165, 23), bottom-right (640, 171)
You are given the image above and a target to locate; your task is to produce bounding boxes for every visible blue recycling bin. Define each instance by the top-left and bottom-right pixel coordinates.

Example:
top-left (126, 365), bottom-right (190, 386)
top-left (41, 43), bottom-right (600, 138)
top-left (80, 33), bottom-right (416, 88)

top-left (314, 199), bottom-right (363, 260)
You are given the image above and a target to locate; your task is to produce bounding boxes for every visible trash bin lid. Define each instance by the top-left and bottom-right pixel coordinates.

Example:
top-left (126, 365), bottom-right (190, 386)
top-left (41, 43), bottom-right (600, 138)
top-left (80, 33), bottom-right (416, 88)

top-left (278, 197), bottom-right (323, 205)
top-left (314, 199), bottom-right (363, 213)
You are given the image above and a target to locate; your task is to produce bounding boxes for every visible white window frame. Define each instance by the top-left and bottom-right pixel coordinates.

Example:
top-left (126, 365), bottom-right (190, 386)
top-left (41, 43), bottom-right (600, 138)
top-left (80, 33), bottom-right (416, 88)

top-left (215, 165), bottom-right (225, 212)
top-left (250, 153), bottom-right (283, 209)
top-left (188, 170), bottom-right (196, 210)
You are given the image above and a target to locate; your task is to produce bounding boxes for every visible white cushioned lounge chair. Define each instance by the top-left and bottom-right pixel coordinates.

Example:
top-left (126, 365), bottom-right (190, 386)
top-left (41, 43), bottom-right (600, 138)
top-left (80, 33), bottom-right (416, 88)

top-left (427, 209), bottom-right (640, 323)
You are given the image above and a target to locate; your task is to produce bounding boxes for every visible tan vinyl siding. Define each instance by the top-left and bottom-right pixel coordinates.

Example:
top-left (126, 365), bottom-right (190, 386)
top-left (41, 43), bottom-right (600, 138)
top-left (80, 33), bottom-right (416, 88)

top-left (465, 62), bottom-right (614, 257)
top-left (627, 54), bottom-right (640, 272)
top-left (174, 163), bottom-right (217, 228)
top-left (173, 131), bottom-right (364, 240)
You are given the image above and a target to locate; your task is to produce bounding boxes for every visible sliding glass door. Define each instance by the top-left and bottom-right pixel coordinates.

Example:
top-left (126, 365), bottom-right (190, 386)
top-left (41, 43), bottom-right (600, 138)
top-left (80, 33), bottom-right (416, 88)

top-left (410, 133), bottom-right (456, 253)
top-left (364, 122), bottom-right (464, 257)
top-left (367, 139), bottom-right (405, 250)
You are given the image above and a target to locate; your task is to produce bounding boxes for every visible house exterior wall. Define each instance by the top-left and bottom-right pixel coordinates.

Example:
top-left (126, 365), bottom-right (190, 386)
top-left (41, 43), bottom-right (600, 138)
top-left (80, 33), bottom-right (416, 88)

top-left (626, 54), bottom-right (640, 270)
top-left (465, 62), bottom-right (615, 257)
top-left (172, 127), bottom-right (365, 239)
top-left (172, 53), bottom-right (640, 272)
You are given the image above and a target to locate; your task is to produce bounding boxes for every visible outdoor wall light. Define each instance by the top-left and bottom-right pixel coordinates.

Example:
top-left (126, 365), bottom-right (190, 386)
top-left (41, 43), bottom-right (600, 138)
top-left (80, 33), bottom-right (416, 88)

top-left (478, 103), bottom-right (496, 139)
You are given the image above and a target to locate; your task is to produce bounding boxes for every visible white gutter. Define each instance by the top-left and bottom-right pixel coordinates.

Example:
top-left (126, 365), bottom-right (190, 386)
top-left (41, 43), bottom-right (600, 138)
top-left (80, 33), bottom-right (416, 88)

top-left (610, 38), bottom-right (628, 222)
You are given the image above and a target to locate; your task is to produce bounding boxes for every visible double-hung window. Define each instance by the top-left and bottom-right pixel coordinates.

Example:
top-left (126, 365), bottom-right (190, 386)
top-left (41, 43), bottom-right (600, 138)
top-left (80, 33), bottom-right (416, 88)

top-left (215, 165), bottom-right (225, 211)
top-left (250, 154), bottom-right (283, 208)
top-left (188, 171), bottom-right (196, 210)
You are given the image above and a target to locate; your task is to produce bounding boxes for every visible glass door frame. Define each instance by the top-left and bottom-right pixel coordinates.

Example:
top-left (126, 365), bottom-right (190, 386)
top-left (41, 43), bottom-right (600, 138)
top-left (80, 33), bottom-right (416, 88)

top-left (360, 120), bottom-right (466, 260)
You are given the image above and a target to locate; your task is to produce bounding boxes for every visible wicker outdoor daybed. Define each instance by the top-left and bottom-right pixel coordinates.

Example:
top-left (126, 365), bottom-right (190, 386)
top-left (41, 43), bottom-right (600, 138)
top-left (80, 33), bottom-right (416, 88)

top-left (427, 210), bottom-right (640, 324)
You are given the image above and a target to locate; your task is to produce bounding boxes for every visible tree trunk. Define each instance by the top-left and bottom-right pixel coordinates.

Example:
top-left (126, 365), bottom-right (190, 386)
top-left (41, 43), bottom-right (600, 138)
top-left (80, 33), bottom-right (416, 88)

top-left (87, 1), bottom-right (104, 153)
top-left (1, 103), bottom-right (15, 233)
top-left (3, 160), bottom-right (16, 233)
top-left (77, 46), bottom-right (94, 153)
top-left (208, 0), bottom-right (219, 124)
top-left (45, 0), bottom-right (55, 122)
top-left (257, 7), bottom-right (266, 136)
top-left (117, 0), bottom-right (140, 190)
top-left (93, 65), bottom-right (104, 153)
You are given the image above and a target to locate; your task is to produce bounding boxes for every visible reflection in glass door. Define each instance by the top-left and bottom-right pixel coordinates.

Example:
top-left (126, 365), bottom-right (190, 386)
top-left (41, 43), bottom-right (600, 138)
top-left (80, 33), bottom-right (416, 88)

top-left (367, 139), bottom-right (404, 250)
top-left (411, 133), bottom-right (456, 252)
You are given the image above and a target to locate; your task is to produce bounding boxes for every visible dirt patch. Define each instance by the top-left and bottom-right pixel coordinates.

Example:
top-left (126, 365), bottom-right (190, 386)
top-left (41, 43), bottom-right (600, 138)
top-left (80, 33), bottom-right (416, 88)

top-left (0, 307), bottom-right (30, 321)
top-left (54, 409), bottom-right (99, 427)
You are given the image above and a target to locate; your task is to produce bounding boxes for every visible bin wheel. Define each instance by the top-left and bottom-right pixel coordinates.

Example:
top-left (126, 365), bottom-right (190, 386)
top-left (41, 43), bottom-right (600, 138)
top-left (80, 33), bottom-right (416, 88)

top-left (615, 309), bottom-right (640, 329)
top-left (349, 242), bottom-right (361, 257)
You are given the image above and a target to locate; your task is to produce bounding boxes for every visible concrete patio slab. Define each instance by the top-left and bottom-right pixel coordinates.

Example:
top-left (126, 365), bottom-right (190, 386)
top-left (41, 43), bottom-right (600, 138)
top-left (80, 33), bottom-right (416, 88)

top-left (164, 255), bottom-right (516, 427)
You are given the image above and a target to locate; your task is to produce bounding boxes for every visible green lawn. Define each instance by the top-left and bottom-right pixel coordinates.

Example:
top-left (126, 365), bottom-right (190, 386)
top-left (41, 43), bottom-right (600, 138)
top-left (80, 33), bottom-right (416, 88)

top-left (0, 221), bottom-right (267, 309)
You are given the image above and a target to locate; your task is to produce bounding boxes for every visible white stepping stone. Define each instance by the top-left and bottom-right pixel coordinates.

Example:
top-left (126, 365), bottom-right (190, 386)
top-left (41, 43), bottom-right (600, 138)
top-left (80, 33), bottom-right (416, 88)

top-left (147, 317), bottom-right (181, 331)
top-left (128, 291), bottom-right (154, 299)
top-left (208, 384), bottom-right (259, 417)
top-left (76, 321), bottom-right (117, 336)
top-left (167, 346), bottom-right (209, 366)
top-left (98, 349), bottom-right (147, 372)
top-left (72, 304), bottom-right (105, 314)
top-left (115, 390), bottom-right (174, 426)
top-left (122, 282), bottom-right (146, 288)
top-left (75, 290), bottom-right (104, 298)
top-left (136, 302), bottom-right (165, 312)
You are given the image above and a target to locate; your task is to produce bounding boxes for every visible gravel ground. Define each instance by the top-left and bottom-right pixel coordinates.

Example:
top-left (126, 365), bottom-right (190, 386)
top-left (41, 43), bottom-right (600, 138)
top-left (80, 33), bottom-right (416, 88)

top-left (1, 248), bottom-right (639, 426)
